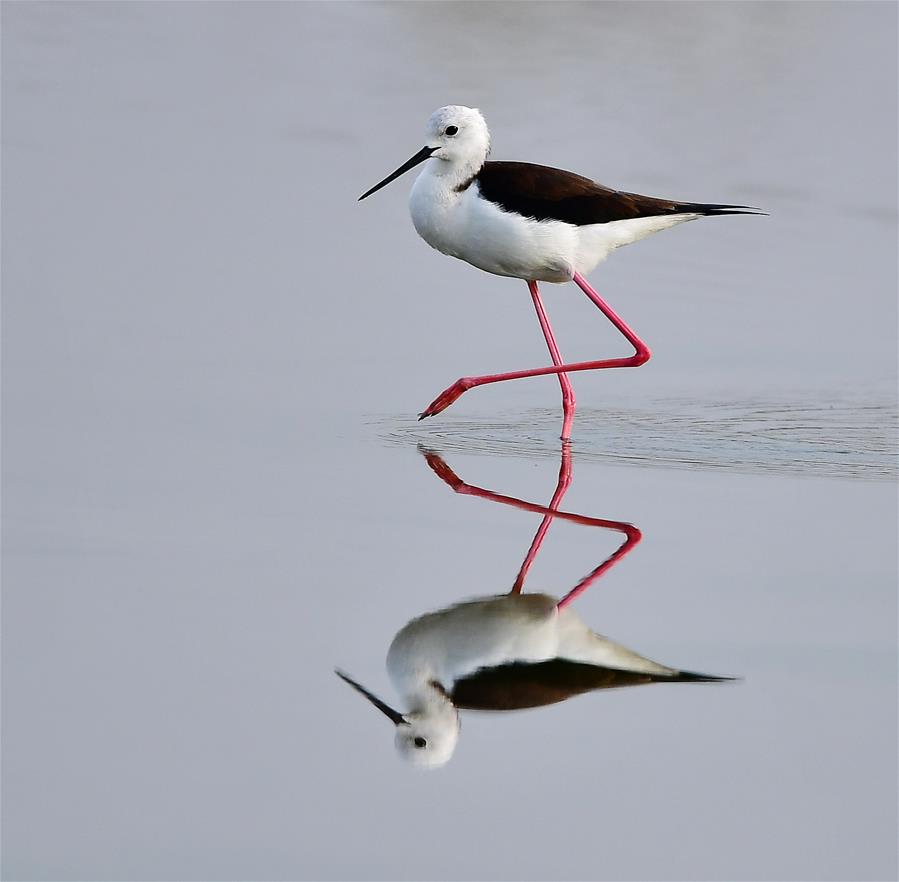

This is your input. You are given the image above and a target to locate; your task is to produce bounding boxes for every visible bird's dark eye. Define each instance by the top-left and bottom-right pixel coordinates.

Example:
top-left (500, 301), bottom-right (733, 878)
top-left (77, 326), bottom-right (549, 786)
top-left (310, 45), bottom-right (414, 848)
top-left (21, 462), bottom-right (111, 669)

top-left (413, 737), bottom-right (427, 749)
top-left (445, 125), bottom-right (458, 136)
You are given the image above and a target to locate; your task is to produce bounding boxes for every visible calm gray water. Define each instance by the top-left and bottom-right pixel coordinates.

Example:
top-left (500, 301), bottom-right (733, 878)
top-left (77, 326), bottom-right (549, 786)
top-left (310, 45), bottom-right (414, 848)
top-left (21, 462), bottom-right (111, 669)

top-left (2, 2), bottom-right (896, 880)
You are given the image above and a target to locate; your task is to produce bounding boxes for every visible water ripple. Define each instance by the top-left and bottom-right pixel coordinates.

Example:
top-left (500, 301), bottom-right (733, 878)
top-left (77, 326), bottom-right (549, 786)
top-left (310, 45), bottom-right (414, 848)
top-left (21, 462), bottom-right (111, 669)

top-left (372, 394), bottom-right (898, 482)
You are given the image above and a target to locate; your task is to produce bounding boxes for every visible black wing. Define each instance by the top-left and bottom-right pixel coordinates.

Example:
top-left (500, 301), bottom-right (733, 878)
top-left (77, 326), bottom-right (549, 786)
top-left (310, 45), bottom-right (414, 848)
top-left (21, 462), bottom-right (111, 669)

top-left (474, 161), bottom-right (762, 226)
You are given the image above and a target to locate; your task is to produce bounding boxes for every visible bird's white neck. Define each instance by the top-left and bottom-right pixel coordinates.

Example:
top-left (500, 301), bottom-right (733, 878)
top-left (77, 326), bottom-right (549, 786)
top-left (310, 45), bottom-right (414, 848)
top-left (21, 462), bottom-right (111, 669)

top-left (420, 155), bottom-right (484, 194)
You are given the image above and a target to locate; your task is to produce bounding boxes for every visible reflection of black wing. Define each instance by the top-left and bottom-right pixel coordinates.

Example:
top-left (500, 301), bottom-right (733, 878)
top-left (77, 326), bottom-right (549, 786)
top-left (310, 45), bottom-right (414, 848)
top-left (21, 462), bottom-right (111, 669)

top-left (451, 660), bottom-right (731, 711)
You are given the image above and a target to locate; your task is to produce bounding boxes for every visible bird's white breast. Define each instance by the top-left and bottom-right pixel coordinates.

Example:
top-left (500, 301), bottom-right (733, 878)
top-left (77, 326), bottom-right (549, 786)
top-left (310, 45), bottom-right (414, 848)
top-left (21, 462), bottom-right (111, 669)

top-left (410, 170), bottom-right (578, 283)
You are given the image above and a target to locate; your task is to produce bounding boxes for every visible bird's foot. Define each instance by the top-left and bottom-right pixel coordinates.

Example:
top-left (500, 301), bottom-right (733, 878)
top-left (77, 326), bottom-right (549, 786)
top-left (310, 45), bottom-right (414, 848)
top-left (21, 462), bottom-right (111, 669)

top-left (418, 377), bottom-right (475, 420)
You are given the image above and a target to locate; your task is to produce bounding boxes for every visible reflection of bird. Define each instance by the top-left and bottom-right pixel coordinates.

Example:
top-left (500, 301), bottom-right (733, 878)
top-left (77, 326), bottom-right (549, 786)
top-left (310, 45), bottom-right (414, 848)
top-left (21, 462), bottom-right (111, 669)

top-left (336, 449), bottom-right (733, 769)
top-left (360, 105), bottom-right (763, 439)
top-left (337, 594), bottom-right (731, 769)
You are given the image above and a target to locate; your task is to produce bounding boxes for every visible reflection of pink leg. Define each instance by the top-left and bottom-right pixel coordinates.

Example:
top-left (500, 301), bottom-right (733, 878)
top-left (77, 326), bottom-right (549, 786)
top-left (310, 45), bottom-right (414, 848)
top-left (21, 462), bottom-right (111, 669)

top-left (511, 443), bottom-right (572, 594)
top-left (422, 448), bottom-right (641, 609)
top-left (555, 526), bottom-right (641, 611)
top-left (419, 272), bottom-right (650, 423)
top-left (529, 281), bottom-right (575, 441)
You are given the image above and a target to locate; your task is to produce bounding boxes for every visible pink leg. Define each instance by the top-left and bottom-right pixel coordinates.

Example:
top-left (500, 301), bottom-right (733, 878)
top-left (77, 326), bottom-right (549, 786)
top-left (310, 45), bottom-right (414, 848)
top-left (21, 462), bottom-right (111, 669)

top-left (510, 442), bottom-right (572, 594)
top-left (529, 281), bottom-right (576, 441)
top-left (422, 448), bottom-right (641, 608)
top-left (419, 272), bottom-right (651, 424)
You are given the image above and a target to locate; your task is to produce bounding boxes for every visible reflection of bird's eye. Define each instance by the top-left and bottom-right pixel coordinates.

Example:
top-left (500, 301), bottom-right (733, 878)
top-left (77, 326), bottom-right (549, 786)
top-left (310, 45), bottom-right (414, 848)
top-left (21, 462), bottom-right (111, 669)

top-left (445, 125), bottom-right (458, 136)
top-left (413, 737), bottom-right (427, 748)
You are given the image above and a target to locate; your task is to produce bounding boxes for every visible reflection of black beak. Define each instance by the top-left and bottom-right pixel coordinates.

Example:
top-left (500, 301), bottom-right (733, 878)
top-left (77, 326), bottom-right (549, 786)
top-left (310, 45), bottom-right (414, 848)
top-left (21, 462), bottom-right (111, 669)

top-left (358, 146), bottom-right (438, 201)
top-left (335, 669), bottom-right (406, 725)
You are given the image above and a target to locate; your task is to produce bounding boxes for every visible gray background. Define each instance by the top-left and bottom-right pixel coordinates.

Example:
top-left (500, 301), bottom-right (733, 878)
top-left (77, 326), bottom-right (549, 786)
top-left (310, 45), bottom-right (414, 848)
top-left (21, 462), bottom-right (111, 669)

top-left (2, 2), bottom-right (896, 880)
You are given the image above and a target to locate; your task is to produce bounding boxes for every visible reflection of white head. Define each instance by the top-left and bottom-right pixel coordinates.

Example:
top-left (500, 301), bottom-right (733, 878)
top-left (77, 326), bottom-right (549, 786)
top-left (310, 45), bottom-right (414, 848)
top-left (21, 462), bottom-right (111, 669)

top-left (394, 704), bottom-right (460, 769)
top-left (336, 670), bottom-right (460, 769)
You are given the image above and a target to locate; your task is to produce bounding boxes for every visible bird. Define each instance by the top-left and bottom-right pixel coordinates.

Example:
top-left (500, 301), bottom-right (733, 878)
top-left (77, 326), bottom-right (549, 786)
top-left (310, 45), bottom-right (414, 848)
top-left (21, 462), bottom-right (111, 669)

top-left (359, 105), bottom-right (764, 440)
top-left (336, 448), bottom-right (734, 769)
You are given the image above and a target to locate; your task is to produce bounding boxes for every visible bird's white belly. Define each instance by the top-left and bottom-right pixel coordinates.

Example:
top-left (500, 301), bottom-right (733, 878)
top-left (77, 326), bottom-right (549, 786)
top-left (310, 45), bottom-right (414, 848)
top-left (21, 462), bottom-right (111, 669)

top-left (409, 172), bottom-right (700, 284)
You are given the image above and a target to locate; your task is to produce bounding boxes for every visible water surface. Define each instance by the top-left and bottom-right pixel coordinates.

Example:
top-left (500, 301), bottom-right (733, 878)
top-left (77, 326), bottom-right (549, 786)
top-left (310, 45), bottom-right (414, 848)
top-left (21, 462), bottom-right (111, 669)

top-left (3, 2), bottom-right (896, 880)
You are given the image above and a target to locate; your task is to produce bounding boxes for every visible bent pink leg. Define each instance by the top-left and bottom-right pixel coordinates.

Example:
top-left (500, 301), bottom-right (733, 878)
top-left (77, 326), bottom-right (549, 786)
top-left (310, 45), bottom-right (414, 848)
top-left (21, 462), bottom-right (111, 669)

top-left (510, 442), bottom-right (572, 594)
top-left (570, 271), bottom-right (652, 363)
top-left (421, 447), bottom-right (641, 607)
top-left (528, 280), bottom-right (576, 441)
top-left (419, 271), bottom-right (651, 421)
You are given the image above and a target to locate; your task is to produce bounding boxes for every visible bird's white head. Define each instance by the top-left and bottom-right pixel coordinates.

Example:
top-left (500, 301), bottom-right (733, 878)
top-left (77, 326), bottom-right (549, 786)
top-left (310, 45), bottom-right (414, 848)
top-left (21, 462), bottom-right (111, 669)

top-left (424, 105), bottom-right (490, 170)
top-left (336, 669), bottom-right (460, 769)
top-left (359, 105), bottom-right (490, 201)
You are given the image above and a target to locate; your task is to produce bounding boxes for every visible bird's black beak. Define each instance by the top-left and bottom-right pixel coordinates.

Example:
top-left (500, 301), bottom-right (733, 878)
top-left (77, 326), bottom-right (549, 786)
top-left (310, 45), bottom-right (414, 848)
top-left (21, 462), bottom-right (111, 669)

top-left (358, 146), bottom-right (438, 201)
top-left (335, 669), bottom-right (406, 725)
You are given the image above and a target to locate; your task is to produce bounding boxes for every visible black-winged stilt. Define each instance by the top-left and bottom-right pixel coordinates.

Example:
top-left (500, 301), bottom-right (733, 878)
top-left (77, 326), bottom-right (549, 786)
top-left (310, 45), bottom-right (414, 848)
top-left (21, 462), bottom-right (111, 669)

top-left (360, 105), bottom-right (764, 439)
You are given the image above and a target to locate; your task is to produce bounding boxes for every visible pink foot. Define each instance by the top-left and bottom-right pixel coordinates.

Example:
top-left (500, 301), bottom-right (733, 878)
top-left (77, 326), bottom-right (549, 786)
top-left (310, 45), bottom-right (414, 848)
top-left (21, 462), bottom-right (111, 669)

top-left (418, 377), bottom-right (475, 420)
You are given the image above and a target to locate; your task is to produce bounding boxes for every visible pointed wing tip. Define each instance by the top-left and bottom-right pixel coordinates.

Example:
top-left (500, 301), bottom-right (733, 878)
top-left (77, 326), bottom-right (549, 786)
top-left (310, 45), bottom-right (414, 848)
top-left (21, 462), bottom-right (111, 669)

top-left (728, 206), bottom-right (768, 216)
top-left (707, 206), bottom-right (768, 217)
top-left (675, 670), bottom-right (741, 683)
